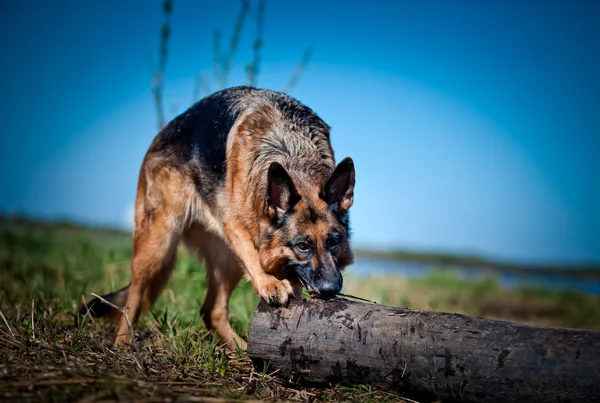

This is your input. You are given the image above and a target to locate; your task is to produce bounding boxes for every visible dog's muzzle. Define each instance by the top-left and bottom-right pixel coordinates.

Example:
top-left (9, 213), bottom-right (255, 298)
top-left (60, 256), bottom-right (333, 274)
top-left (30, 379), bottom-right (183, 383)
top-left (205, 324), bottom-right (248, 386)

top-left (295, 265), bottom-right (342, 299)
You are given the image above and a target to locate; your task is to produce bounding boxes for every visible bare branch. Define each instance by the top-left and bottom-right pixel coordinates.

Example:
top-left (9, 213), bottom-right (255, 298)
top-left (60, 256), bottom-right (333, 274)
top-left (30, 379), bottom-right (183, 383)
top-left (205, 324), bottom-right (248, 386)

top-left (90, 293), bottom-right (143, 371)
top-left (152, 0), bottom-right (173, 130)
top-left (200, 73), bottom-right (211, 97)
top-left (0, 309), bottom-right (15, 339)
top-left (212, 29), bottom-right (222, 85)
top-left (247, 0), bottom-right (265, 87)
top-left (31, 299), bottom-right (35, 340)
top-left (192, 73), bottom-right (212, 103)
top-left (79, 294), bottom-right (96, 326)
top-left (283, 47), bottom-right (313, 94)
top-left (193, 74), bottom-right (201, 103)
top-left (220, 0), bottom-right (250, 88)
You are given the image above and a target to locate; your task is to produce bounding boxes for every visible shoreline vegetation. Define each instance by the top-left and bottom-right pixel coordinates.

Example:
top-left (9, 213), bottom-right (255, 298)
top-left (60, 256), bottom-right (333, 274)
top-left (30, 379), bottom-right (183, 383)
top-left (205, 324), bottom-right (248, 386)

top-left (3, 212), bottom-right (598, 279)
top-left (354, 248), bottom-right (600, 279)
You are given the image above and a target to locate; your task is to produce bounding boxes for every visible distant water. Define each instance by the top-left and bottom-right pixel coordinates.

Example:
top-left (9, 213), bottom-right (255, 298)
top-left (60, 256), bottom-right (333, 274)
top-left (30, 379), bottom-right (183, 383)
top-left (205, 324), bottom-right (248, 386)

top-left (349, 257), bottom-right (600, 296)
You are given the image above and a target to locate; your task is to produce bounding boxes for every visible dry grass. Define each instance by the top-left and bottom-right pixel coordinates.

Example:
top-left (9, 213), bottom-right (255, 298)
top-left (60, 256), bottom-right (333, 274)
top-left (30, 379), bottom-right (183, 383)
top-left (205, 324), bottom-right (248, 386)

top-left (0, 307), bottom-right (315, 402)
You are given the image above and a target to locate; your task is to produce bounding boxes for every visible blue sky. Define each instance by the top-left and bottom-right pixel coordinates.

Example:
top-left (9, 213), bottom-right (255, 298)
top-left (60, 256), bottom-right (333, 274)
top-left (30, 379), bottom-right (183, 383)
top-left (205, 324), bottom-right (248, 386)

top-left (1, 0), bottom-right (598, 264)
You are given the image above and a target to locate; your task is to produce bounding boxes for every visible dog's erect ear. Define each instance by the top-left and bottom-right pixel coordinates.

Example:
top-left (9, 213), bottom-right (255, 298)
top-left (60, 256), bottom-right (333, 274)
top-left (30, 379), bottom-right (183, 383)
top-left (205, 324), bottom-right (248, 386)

top-left (323, 157), bottom-right (355, 211)
top-left (266, 162), bottom-right (300, 220)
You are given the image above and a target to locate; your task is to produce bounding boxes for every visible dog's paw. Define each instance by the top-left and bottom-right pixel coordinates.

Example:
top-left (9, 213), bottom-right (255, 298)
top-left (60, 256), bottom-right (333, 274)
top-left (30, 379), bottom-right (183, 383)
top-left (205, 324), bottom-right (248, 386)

top-left (257, 276), bottom-right (294, 307)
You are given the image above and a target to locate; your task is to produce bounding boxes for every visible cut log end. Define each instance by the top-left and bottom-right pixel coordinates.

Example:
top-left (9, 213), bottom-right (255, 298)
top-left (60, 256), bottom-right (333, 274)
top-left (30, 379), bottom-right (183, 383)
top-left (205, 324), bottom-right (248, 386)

top-left (247, 298), bottom-right (600, 403)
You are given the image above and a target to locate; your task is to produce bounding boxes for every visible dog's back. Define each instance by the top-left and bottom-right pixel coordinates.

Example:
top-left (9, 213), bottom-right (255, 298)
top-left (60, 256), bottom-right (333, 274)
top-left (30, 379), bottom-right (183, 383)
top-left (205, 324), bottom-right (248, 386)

top-left (146, 86), bottom-right (334, 205)
top-left (146, 86), bottom-right (249, 202)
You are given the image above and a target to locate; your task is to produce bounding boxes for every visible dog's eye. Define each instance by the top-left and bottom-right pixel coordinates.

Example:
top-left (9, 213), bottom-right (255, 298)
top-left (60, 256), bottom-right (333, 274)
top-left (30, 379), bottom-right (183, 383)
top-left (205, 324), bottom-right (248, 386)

top-left (328, 236), bottom-right (341, 248)
top-left (296, 242), bottom-right (310, 252)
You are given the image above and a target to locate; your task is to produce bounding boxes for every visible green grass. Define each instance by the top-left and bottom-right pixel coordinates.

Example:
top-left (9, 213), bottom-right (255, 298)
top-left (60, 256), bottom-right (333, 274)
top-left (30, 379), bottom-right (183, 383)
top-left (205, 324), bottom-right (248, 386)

top-left (1, 217), bottom-right (599, 402)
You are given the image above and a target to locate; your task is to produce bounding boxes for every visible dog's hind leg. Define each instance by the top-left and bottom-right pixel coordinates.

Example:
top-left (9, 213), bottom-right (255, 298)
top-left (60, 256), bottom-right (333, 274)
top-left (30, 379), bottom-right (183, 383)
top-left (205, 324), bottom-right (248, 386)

top-left (112, 164), bottom-right (189, 347)
top-left (203, 257), bottom-right (246, 351)
top-left (184, 227), bottom-right (247, 351)
top-left (113, 214), bottom-right (181, 346)
top-left (114, 226), bottom-right (179, 347)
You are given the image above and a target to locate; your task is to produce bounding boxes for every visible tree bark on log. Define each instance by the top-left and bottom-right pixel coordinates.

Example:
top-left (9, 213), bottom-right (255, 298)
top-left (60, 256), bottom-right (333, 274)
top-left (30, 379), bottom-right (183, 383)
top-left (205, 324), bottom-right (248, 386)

top-left (247, 298), bottom-right (600, 403)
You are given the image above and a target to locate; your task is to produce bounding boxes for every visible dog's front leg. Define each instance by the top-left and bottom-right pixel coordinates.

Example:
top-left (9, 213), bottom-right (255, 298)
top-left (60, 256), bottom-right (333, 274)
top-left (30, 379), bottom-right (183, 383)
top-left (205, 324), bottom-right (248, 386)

top-left (224, 222), bottom-right (294, 306)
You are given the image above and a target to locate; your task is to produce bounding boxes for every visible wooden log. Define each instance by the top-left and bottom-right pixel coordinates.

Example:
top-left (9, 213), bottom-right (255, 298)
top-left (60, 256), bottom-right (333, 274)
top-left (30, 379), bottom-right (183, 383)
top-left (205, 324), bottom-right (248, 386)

top-left (247, 298), bottom-right (600, 403)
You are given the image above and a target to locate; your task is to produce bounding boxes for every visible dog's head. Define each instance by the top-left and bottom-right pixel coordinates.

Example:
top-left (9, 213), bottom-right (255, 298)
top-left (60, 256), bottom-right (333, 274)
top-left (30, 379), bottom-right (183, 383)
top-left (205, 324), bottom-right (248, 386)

top-left (259, 157), bottom-right (355, 299)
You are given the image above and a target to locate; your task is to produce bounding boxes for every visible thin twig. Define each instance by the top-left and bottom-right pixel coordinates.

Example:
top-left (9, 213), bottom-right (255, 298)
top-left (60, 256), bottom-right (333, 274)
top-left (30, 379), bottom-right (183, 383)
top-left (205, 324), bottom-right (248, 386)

top-left (75, 390), bottom-right (112, 403)
top-left (212, 29), bottom-right (222, 84)
top-left (8, 377), bottom-right (130, 388)
top-left (283, 47), bottom-right (313, 93)
top-left (174, 398), bottom-right (262, 403)
top-left (192, 74), bottom-right (202, 103)
top-left (247, 0), bottom-right (265, 86)
top-left (338, 293), bottom-right (377, 304)
top-left (152, 0), bottom-right (173, 130)
top-left (90, 293), bottom-right (143, 371)
top-left (0, 309), bottom-right (15, 339)
top-left (9, 378), bottom-right (100, 388)
top-left (80, 295), bottom-right (96, 325)
top-left (31, 299), bottom-right (35, 340)
top-left (220, 0), bottom-right (250, 88)
top-left (0, 329), bottom-right (21, 348)
top-left (200, 73), bottom-right (211, 98)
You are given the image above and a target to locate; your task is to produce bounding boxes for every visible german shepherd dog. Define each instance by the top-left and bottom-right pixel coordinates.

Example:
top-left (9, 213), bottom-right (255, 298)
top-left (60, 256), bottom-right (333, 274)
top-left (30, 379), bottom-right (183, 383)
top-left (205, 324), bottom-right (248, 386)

top-left (81, 86), bottom-right (355, 350)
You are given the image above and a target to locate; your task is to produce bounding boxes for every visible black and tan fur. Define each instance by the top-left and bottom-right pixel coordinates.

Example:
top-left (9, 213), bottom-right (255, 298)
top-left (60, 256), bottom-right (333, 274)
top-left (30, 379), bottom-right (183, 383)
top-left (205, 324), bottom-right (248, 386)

top-left (81, 86), bottom-right (356, 350)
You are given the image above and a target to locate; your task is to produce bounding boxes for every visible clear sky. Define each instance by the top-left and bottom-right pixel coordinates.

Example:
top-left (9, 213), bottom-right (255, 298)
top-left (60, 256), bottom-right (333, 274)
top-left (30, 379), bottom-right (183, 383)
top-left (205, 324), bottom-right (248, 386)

top-left (1, 0), bottom-right (598, 265)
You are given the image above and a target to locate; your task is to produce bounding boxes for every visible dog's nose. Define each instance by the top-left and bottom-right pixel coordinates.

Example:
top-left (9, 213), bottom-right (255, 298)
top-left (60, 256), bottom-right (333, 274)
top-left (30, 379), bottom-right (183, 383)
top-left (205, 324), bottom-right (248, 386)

top-left (317, 278), bottom-right (342, 299)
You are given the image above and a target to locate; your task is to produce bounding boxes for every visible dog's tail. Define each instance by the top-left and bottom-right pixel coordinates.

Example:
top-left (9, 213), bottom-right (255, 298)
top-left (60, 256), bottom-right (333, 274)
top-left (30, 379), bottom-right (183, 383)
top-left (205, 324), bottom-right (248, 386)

top-left (78, 284), bottom-right (130, 321)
